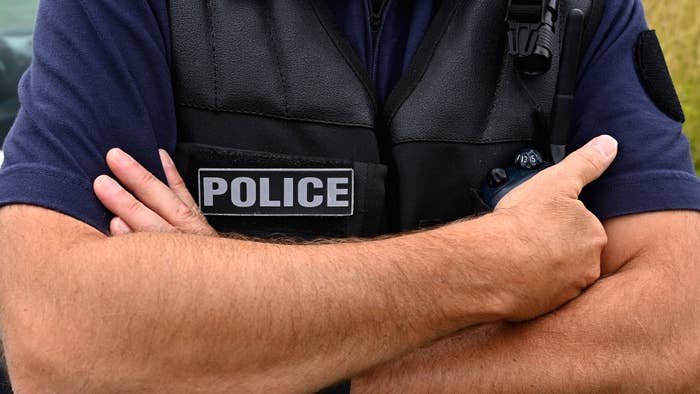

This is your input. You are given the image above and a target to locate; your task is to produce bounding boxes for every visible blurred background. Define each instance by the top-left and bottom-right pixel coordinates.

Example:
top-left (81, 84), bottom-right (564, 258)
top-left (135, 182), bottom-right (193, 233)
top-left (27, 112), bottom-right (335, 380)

top-left (0, 0), bottom-right (698, 169)
top-left (0, 0), bottom-right (36, 165)
top-left (645, 0), bottom-right (700, 170)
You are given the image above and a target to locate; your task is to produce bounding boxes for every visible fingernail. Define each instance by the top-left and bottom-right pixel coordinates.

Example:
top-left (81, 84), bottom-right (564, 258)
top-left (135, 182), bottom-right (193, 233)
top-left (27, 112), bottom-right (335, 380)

top-left (96, 175), bottom-right (122, 193)
top-left (109, 148), bottom-right (134, 166)
top-left (159, 149), bottom-right (174, 167)
top-left (113, 218), bottom-right (132, 234)
top-left (590, 135), bottom-right (618, 159)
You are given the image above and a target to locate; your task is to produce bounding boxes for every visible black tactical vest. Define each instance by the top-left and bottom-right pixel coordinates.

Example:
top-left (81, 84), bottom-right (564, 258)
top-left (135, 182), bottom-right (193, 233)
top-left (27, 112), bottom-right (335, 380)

top-left (168, 0), bottom-right (604, 239)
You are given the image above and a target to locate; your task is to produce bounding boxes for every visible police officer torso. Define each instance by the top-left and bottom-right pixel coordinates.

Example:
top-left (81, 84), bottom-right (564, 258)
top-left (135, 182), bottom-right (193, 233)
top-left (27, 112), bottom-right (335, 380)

top-left (167, 0), bottom-right (604, 239)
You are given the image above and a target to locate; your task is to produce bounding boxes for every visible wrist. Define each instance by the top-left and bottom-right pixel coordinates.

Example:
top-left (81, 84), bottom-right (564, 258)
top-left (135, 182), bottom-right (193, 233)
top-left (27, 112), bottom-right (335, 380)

top-left (425, 214), bottom-right (517, 326)
top-left (476, 210), bottom-right (557, 322)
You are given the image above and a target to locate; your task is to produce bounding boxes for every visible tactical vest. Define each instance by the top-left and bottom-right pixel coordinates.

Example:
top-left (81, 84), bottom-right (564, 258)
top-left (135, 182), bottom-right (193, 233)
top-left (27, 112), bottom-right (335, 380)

top-left (168, 0), bottom-right (604, 239)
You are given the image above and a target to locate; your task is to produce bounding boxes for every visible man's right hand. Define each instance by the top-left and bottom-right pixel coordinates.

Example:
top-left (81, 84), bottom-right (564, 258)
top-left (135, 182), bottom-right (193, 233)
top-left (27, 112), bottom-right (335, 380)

top-left (488, 135), bottom-right (618, 321)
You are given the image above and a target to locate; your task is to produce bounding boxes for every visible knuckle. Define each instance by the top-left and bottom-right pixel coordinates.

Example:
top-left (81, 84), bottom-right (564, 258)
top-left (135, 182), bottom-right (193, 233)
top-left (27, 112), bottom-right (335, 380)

top-left (595, 230), bottom-right (608, 248)
top-left (555, 197), bottom-right (583, 215)
top-left (175, 202), bottom-right (197, 221)
top-left (584, 265), bottom-right (601, 284)
top-left (195, 208), bottom-right (208, 222)
top-left (578, 150), bottom-right (605, 174)
top-left (136, 169), bottom-right (156, 187)
top-left (554, 176), bottom-right (583, 197)
top-left (573, 199), bottom-right (587, 210)
top-left (126, 199), bottom-right (143, 215)
top-left (170, 177), bottom-right (186, 190)
top-left (548, 195), bottom-right (571, 212)
top-left (586, 214), bottom-right (608, 246)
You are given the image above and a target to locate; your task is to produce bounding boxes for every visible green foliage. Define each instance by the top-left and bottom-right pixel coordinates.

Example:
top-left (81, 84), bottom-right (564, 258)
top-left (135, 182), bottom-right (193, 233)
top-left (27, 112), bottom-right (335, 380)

top-left (645, 0), bottom-right (700, 171)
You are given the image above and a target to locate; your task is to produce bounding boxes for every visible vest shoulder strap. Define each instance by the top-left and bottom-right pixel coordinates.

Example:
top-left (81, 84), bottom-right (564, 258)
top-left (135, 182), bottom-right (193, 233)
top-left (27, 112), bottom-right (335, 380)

top-left (581, 0), bottom-right (606, 56)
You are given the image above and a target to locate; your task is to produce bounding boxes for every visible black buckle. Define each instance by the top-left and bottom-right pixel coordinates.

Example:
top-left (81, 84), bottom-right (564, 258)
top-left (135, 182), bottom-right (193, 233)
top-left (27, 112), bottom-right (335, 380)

top-left (506, 0), bottom-right (558, 76)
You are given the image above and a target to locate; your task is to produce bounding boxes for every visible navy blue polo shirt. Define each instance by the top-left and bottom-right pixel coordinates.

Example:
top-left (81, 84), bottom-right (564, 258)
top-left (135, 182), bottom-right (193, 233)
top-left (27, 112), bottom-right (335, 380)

top-left (1, 0), bottom-right (699, 233)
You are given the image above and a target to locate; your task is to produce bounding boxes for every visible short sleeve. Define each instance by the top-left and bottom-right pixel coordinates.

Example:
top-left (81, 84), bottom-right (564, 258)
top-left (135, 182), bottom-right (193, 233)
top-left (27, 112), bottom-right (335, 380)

top-left (0, 0), bottom-right (176, 233)
top-left (572, 0), bottom-right (700, 220)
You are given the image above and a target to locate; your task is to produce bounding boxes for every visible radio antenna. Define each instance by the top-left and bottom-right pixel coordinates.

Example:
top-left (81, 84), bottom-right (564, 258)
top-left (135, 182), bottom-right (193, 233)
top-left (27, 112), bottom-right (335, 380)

top-left (550, 8), bottom-right (585, 163)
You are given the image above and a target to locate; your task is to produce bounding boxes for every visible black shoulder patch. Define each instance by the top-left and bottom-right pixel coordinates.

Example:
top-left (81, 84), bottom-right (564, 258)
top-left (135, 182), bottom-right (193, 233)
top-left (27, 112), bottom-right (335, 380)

top-left (634, 30), bottom-right (685, 123)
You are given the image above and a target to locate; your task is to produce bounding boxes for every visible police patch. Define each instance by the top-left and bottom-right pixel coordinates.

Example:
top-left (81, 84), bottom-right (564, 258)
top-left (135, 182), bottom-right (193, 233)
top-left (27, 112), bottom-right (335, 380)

top-left (198, 168), bottom-right (354, 216)
top-left (634, 30), bottom-right (685, 123)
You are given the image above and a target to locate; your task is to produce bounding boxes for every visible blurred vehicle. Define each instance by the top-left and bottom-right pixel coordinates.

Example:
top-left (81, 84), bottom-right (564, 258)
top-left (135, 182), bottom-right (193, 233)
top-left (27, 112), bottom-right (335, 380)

top-left (0, 30), bottom-right (32, 169)
top-left (0, 29), bottom-right (33, 167)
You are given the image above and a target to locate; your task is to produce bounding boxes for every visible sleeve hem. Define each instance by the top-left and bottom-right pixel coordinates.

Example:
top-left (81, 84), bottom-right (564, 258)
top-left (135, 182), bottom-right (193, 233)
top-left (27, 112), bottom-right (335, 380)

top-left (0, 165), bottom-right (110, 233)
top-left (581, 170), bottom-right (700, 220)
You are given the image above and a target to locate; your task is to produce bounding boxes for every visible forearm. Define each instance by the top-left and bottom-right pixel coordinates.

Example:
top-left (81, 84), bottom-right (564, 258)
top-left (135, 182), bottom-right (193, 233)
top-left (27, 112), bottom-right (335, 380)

top-left (353, 214), bottom-right (700, 393)
top-left (0, 206), bottom-right (508, 393)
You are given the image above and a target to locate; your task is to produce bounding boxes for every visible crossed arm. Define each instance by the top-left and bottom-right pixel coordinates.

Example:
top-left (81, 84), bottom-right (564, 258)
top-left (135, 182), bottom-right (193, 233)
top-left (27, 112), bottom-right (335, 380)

top-left (0, 204), bottom-right (515, 393)
top-left (352, 210), bottom-right (700, 392)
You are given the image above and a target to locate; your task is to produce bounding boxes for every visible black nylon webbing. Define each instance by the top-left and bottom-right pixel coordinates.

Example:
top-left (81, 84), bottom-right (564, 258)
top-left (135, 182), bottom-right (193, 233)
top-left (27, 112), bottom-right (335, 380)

top-left (508, 0), bottom-right (544, 23)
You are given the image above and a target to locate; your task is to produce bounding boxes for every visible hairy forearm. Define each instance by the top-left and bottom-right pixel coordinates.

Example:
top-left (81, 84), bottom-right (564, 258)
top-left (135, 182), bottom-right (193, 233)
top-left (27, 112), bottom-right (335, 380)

top-left (354, 212), bottom-right (700, 393)
top-left (0, 206), bottom-right (508, 393)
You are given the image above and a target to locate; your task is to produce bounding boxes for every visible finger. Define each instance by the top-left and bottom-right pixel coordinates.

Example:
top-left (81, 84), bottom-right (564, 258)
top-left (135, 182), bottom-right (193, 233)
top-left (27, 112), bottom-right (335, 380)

top-left (159, 149), bottom-right (198, 208)
top-left (553, 135), bottom-right (618, 197)
top-left (106, 148), bottom-right (200, 228)
top-left (94, 175), bottom-right (174, 232)
top-left (158, 150), bottom-right (217, 236)
top-left (110, 217), bottom-right (133, 236)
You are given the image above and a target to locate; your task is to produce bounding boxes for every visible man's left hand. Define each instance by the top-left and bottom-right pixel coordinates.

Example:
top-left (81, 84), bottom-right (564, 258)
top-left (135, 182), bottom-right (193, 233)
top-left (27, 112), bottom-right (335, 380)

top-left (93, 148), bottom-right (216, 236)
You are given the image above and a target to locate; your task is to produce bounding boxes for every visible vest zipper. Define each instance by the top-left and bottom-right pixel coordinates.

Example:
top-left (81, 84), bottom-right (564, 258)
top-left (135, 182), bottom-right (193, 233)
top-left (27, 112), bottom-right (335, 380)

top-left (368, 0), bottom-right (391, 84)
top-left (369, 0), bottom-right (389, 35)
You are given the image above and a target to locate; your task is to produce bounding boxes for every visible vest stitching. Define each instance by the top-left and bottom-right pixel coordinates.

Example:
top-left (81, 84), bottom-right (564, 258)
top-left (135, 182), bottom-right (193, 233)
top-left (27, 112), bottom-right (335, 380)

top-left (204, 0), bottom-right (218, 108)
top-left (360, 163), bottom-right (372, 232)
top-left (178, 101), bottom-right (374, 128)
top-left (392, 136), bottom-right (532, 145)
top-left (385, 0), bottom-right (464, 127)
top-left (309, 0), bottom-right (378, 115)
top-left (266, 4), bottom-right (290, 116)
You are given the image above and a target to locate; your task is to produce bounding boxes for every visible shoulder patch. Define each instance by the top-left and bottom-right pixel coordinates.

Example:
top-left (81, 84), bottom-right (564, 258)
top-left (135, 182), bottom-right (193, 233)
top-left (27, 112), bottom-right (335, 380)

top-left (634, 30), bottom-right (685, 123)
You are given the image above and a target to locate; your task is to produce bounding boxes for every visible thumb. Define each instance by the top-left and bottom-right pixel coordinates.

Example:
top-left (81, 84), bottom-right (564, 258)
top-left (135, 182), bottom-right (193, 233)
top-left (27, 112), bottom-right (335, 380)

top-left (554, 135), bottom-right (618, 197)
